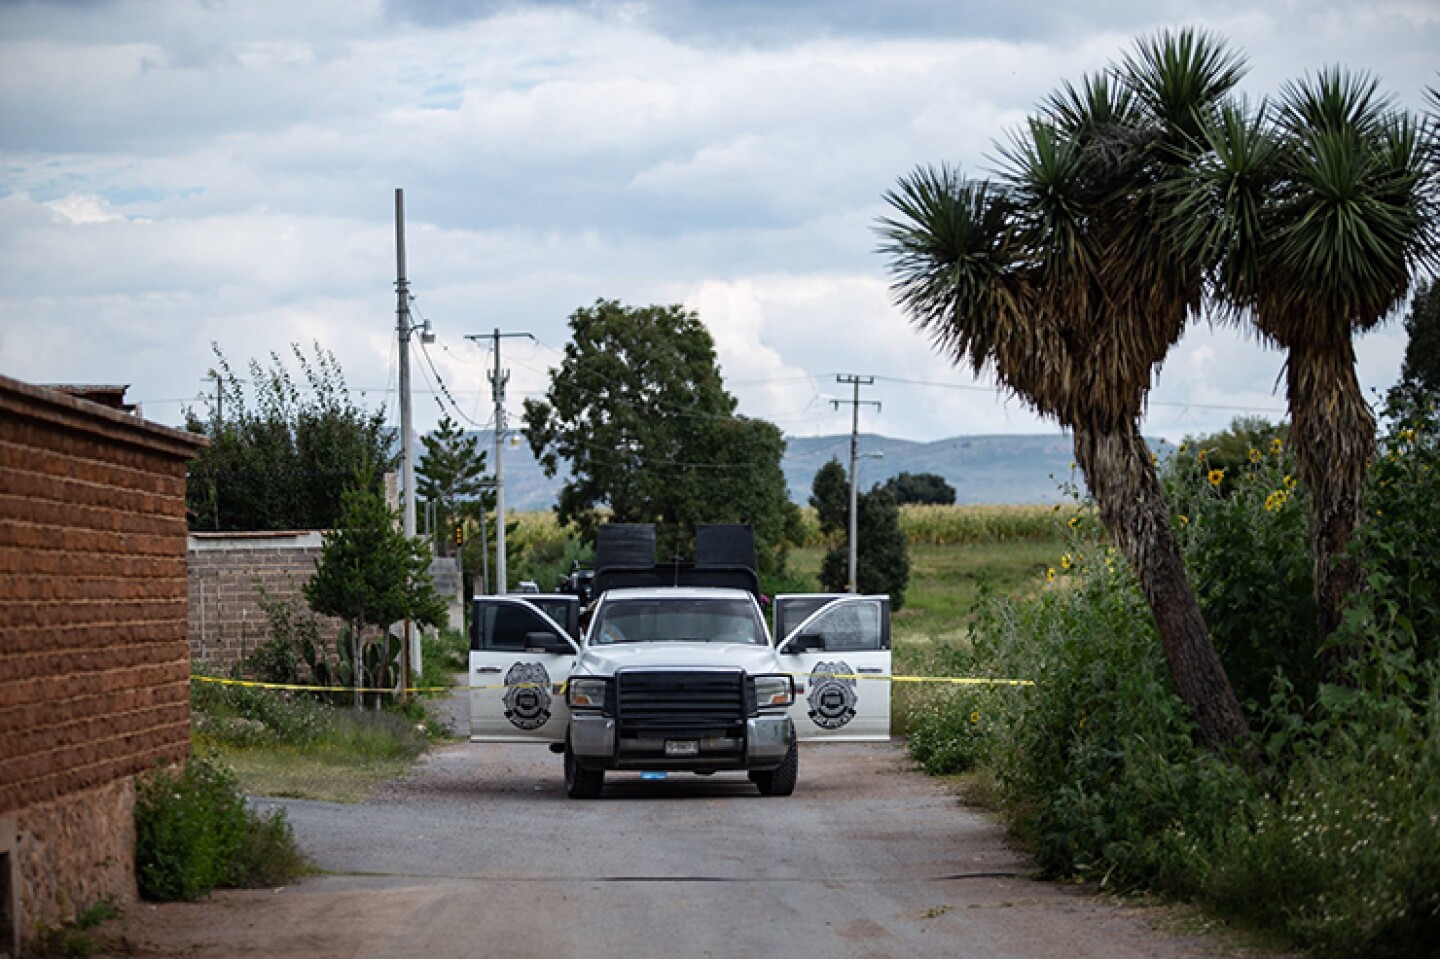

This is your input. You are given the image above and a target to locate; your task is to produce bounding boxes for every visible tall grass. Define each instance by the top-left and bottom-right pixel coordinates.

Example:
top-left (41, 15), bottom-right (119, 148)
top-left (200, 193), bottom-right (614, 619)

top-left (512, 504), bottom-right (1081, 552)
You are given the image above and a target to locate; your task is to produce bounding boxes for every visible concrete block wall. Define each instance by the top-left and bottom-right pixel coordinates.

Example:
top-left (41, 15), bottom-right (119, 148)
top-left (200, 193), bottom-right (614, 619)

top-left (187, 531), bottom-right (337, 671)
top-left (187, 537), bottom-right (462, 673)
top-left (0, 375), bottom-right (205, 945)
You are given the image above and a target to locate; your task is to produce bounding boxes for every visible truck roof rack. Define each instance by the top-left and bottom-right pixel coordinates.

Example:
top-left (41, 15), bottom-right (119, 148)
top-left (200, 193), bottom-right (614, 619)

top-left (592, 523), bottom-right (762, 600)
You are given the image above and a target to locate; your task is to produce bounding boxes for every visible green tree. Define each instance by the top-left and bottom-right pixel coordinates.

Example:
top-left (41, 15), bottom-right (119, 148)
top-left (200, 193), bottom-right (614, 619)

top-left (1174, 68), bottom-right (1439, 653)
top-left (304, 479), bottom-right (447, 708)
top-left (1180, 416), bottom-right (1289, 496)
top-left (1396, 280), bottom-right (1440, 397)
top-left (818, 484), bottom-right (911, 608)
top-left (883, 471), bottom-right (957, 505)
top-left (879, 29), bottom-right (1251, 749)
top-left (185, 343), bottom-right (394, 531)
top-left (809, 458), bottom-right (849, 540)
top-left (523, 299), bottom-right (796, 573)
top-left (417, 415), bottom-right (493, 557)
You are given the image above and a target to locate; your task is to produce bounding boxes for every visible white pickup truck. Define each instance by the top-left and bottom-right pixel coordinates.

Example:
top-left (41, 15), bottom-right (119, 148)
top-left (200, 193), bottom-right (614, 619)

top-left (468, 524), bottom-right (892, 798)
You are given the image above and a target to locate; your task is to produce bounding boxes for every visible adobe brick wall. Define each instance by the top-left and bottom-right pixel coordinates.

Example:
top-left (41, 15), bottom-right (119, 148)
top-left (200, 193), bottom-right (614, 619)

top-left (0, 375), bottom-right (204, 941)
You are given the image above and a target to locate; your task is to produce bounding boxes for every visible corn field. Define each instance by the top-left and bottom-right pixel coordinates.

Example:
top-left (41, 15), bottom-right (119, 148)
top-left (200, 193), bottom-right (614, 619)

top-left (508, 503), bottom-right (1079, 551)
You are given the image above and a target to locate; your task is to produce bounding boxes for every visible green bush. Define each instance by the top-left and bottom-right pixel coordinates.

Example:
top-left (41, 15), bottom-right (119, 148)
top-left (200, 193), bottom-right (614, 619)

top-left (1163, 424), bottom-right (1318, 709)
top-left (904, 400), bottom-right (1440, 957)
top-left (135, 758), bottom-right (305, 901)
top-left (238, 587), bottom-right (324, 686)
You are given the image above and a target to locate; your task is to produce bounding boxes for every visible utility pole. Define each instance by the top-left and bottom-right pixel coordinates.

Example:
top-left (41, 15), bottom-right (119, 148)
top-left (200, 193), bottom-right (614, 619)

top-left (394, 188), bottom-right (417, 693)
top-left (832, 375), bottom-right (880, 593)
top-left (466, 329), bottom-right (534, 595)
top-left (394, 189), bottom-right (434, 690)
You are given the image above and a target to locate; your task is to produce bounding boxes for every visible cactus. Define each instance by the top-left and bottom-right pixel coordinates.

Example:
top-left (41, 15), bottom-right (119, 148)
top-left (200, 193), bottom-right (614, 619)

top-left (295, 624), bottom-right (405, 709)
top-left (361, 632), bottom-right (402, 708)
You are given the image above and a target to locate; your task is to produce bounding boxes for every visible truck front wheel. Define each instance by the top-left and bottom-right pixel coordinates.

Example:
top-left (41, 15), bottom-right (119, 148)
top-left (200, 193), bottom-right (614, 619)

top-left (564, 743), bottom-right (605, 799)
top-left (749, 744), bottom-right (798, 796)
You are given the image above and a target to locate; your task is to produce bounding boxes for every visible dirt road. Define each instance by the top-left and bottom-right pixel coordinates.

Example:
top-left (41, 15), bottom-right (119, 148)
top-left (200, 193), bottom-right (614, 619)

top-left (97, 739), bottom-right (1253, 959)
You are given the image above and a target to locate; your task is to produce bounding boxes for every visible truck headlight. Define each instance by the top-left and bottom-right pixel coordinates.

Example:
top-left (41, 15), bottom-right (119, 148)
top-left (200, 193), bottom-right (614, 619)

top-left (751, 674), bottom-right (795, 709)
top-left (567, 677), bottom-right (608, 710)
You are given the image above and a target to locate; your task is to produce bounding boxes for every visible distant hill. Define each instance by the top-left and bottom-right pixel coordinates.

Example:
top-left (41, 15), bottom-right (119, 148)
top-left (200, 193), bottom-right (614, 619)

top-left (782, 433), bottom-right (1086, 505)
top-left (464, 430), bottom-right (1124, 510)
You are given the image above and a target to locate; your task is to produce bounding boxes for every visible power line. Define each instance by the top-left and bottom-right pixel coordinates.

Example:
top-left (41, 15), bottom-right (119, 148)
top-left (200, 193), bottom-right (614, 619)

top-left (865, 373), bottom-right (1286, 414)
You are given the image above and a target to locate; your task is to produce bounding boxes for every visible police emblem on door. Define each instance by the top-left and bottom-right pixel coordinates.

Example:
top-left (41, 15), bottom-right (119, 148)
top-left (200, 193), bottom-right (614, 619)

top-left (503, 662), bottom-right (552, 730)
top-left (807, 661), bottom-right (858, 730)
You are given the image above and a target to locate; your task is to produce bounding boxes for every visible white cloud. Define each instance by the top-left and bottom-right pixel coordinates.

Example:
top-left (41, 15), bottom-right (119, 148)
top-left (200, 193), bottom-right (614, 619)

top-left (0, 0), bottom-right (1433, 450)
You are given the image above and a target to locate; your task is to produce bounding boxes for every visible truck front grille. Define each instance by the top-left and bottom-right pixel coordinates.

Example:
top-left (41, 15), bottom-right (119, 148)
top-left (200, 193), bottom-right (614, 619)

top-left (614, 669), bottom-right (746, 732)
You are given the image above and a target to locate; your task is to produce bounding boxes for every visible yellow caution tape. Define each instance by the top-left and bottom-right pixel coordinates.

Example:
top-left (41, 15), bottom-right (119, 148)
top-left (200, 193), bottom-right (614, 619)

top-left (191, 673), bottom-right (1031, 694)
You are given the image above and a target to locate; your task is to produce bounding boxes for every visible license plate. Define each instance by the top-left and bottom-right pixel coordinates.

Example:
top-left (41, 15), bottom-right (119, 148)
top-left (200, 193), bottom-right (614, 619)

top-left (664, 739), bottom-right (700, 757)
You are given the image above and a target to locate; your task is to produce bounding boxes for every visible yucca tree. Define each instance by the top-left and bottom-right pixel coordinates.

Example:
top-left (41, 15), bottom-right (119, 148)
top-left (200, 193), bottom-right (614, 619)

top-left (1173, 69), bottom-right (1440, 655)
top-left (879, 30), bottom-right (1252, 750)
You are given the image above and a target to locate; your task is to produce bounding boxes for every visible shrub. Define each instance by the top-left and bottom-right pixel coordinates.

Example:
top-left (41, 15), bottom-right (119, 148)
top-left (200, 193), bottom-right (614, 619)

top-left (135, 758), bottom-right (305, 901)
top-left (904, 400), bottom-right (1440, 956)
top-left (1163, 426), bottom-right (1318, 709)
top-left (238, 586), bottom-right (325, 686)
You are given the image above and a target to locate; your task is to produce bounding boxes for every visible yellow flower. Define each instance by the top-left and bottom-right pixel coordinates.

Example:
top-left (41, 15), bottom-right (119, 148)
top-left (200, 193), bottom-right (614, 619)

top-left (1178, 514), bottom-right (1190, 527)
top-left (1046, 567), bottom-right (1056, 583)
top-left (1248, 448), bottom-right (1262, 464)
top-left (1207, 468), bottom-right (1225, 487)
top-left (1196, 449), bottom-right (1207, 464)
top-left (1264, 490), bottom-right (1289, 512)
top-left (1067, 515), bottom-right (1079, 529)
top-left (1061, 553), bottom-right (1073, 570)
top-left (1283, 474), bottom-right (1296, 490)
top-left (969, 710), bottom-right (981, 725)
top-left (1271, 437), bottom-right (1283, 455)
top-left (1178, 442), bottom-right (1188, 454)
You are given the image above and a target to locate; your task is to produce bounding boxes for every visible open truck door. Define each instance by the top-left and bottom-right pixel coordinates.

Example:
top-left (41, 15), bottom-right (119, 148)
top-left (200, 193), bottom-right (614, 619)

top-left (776, 595), bottom-right (891, 741)
top-left (469, 596), bottom-right (580, 743)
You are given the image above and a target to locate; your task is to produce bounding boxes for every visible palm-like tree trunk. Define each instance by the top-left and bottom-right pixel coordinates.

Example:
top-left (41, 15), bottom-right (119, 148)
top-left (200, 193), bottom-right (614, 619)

top-left (1074, 422), bottom-right (1251, 749)
top-left (1286, 339), bottom-right (1375, 657)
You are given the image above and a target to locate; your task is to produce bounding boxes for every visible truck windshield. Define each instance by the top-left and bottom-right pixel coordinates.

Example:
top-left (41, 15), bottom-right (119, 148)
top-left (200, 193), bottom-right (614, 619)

top-left (591, 598), bottom-right (765, 646)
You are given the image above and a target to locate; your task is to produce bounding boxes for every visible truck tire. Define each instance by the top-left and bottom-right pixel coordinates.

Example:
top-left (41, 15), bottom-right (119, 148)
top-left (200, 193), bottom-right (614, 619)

top-left (564, 743), bottom-right (605, 799)
top-left (749, 744), bottom-right (798, 796)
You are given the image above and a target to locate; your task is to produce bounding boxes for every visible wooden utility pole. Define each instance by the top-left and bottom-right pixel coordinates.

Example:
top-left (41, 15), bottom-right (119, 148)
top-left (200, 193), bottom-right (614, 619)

top-left (832, 375), bottom-right (879, 593)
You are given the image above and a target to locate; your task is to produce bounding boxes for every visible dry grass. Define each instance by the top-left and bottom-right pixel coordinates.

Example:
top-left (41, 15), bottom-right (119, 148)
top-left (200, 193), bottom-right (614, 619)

top-left (204, 744), bottom-right (413, 803)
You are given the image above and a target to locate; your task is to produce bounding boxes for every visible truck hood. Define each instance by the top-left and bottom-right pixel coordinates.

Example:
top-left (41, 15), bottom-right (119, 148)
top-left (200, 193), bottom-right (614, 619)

top-left (575, 642), bottom-right (783, 677)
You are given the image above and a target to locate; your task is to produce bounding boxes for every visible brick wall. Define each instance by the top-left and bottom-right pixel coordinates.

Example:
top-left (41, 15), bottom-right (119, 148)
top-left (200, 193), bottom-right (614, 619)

top-left (187, 536), bottom-right (462, 673)
top-left (187, 531), bottom-right (335, 671)
top-left (0, 375), bottom-right (205, 942)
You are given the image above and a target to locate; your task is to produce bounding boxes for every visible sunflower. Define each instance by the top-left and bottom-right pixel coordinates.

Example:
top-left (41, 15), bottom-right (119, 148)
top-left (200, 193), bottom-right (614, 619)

top-left (1207, 468), bottom-right (1225, 487)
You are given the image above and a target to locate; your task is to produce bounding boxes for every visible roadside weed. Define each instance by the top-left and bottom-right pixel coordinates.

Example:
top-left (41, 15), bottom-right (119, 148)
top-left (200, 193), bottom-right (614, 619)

top-left (134, 758), bottom-right (306, 901)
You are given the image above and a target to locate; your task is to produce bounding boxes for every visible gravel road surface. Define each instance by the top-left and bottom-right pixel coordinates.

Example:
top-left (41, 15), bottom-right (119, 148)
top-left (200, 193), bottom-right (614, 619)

top-left (100, 737), bottom-right (1251, 959)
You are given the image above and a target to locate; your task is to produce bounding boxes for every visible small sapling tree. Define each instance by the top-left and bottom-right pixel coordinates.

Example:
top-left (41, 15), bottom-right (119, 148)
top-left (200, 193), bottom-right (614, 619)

top-left (305, 478), bottom-right (447, 708)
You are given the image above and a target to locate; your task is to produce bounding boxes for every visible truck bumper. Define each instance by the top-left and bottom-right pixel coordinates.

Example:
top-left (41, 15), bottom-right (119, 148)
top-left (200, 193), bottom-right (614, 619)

top-left (567, 714), bottom-right (793, 770)
top-left (569, 714), bottom-right (616, 760)
top-left (745, 714), bottom-right (794, 768)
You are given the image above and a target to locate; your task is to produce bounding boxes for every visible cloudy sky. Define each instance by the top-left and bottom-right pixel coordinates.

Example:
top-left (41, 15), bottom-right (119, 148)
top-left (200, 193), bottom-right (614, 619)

top-left (1, 0), bottom-right (1436, 448)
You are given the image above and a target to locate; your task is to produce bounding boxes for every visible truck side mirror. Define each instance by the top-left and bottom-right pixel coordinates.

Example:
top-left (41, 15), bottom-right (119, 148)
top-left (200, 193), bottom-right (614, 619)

top-left (784, 633), bottom-right (824, 654)
top-left (524, 631), bottom-right (571, 655)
